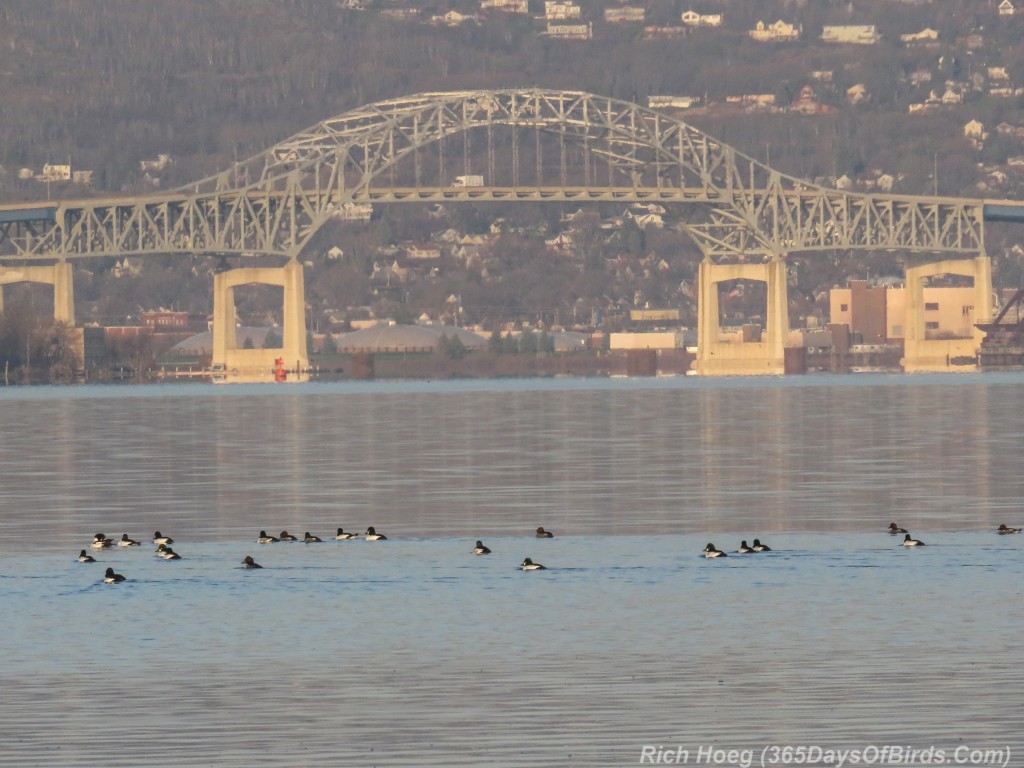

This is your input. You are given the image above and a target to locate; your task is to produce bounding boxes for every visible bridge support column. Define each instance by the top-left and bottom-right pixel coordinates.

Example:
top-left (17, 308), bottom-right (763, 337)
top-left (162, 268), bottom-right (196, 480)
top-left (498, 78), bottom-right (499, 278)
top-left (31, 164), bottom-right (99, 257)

top-left (211, 262), bottom-right (308, 383)
top-left (901, 255), bottom-right (991, 373)
top-left (693, 258), bottom-right (788, 376)
top-left (0, 262), bottom-right (75, 325)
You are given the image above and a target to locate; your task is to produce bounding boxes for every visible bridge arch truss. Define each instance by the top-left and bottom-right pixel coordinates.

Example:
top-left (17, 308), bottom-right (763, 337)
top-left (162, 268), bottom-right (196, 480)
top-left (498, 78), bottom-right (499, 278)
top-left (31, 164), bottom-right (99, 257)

top-left (0, 89), bottom-right (995, 263)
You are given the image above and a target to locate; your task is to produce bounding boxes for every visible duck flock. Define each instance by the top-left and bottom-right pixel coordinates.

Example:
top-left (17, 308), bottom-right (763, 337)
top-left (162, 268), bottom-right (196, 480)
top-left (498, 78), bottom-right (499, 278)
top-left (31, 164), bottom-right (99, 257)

top-left (79, 521), bottom-right (1022, 583)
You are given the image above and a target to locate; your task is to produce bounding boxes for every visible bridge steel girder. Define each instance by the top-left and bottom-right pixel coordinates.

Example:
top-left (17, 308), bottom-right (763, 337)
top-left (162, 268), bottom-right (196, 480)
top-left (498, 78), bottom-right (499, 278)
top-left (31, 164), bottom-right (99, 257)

top-left (0, 89), bottom-right (1005, 264)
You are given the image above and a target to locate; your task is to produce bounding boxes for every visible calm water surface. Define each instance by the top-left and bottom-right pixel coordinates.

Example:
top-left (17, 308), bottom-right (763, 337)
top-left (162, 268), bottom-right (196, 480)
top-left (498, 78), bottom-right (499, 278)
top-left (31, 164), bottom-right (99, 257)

top-left (1, 374), bottom-right (1022, 767)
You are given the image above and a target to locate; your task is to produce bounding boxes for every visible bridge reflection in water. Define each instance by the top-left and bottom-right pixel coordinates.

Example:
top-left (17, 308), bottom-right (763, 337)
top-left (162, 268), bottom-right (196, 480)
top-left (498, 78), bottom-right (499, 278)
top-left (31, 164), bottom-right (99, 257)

top-left (2, 89), bottom-right (1022, 380)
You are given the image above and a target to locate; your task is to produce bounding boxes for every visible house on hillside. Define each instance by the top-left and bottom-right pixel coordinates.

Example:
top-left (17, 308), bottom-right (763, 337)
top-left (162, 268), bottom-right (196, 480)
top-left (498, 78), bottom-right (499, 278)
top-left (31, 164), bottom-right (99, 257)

top-left (648, 95), bottom-right (700, 110)
top-left (431, 11), bottom-right (476, 26)
top-left (998, 0), bottom-right (1015, 16)
top-left (900, 28), bottom-right (939, 46)
top-left (681, 10), bottom-right (722, 27)
top-left (381, 8), bottom-right (419, 20)
top-left (643, 25), bottom-right (687, 39)
top-left (821, 25), bottom-right (880, 44)
top-left (544, 1), bottom-right (580, 20)
top-left (605, 6), bottom-right (644, 23)
top-left (846, 84), bottom-right (870, 105)
top-left (543, 21), bottom-right (592, 39)
top-left (790, 85), bottom-right (829, 115)
top-left (41, 163), bottom-right (71, 181)
top-left (480, 0), bottom-right (528, 13)
top-left (749, 20), bottom-right (801, 42)
top-left (964, 119), bottom-right (987, 149)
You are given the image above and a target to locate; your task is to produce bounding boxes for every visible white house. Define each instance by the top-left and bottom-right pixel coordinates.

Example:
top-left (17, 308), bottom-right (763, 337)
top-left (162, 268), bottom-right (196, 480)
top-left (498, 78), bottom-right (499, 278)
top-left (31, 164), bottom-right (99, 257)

top-left (821, 25), bottom-right (880, 45)
top-left (431, 11), bottom-right (476, 26)
top-left (998, 0), bottom-right (1014, 16)
top-left (139, 154), bottom-right (172, 172)
top-left (846, 84), bottom-right (870, 105)
top-left (544, 1), bottom-right (580, 20)
top-left (900, 28), bottom-right (939, 45)
top-left (543, 22), bottom-right (592, 39)
top-left (605, 6), bottom-right (644, 23)
top-left (642, 25), bottom-right (687, 39)
top-left (480, 0), bottom-right (528, 14)
top-left (647, 95), bottom-right (700, 109)
top-left (749, 20), bottom-right (801, 42)
top-left (964, 119), bottom-right (987, 142)
top-left (681, 10), bottom-right (722, 27)
top-left (41, 163), bottom-right (72, 181)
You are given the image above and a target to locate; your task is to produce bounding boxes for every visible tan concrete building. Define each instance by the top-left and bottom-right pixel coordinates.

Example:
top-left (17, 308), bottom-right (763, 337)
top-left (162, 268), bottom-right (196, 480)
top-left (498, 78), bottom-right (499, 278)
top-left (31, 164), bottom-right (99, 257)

top-left (830, 281), bottom-right (982, 341)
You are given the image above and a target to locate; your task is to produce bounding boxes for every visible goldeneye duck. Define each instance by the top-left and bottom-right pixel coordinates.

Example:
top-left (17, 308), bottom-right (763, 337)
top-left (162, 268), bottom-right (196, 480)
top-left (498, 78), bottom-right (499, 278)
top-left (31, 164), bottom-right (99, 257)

top-left (118, 533), bottom-right (141, 547)
top-left (257, 530), bottom-right (279, 543)
top-left (78, 550), bottom-right (96, 563)
top-left (703, 543), bottom-right (727, 558)
top-left (303, 532), bottom-right (322, 543)
top-left (241, 555), bottom-right (262, 569)
top-left (902, 533), bottom-right (925, 547)
top-left (103, 567), bottom-right (126, 583)
top-left (279, 531), bottom-right (298, 541)
top-left (472, 540), bottom-right (492, 555)
top-left (90, 533), bottom-right (113, 549)
top-left (737, 540), bottom-right (753, 554)
top-left (364, 527), bottom-right (387, 541)
top-left (888, 523), bottom-right (908, 534)
top-left (335, 528), bottom-right (357, 540)
top-left (752, 538), bottom-right (772, 552)
top-left (153, 531), bottom-right (174, 545)
top-left (998, 524), bottom-right (1022, 534)
top-left (535, 527), bottom-right (554, 538)
top-left (521, 557), bottom-right (546, 570)
top-left (156, 545), bottom-right (182, 560)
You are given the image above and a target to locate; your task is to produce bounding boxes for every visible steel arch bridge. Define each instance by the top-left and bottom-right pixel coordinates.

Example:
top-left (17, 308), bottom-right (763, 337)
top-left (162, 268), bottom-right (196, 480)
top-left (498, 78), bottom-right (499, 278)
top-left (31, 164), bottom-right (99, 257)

top-left (2, 87), bottom-right (1022, 264)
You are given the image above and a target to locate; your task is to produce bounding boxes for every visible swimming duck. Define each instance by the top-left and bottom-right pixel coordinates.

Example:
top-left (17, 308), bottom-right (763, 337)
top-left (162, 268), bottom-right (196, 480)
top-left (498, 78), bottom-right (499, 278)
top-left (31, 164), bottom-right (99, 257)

top-left (521, 557), bottom-right (546, 570)
top-left (103, 567), bottom-right (126, 583)
top-left (278, 531), bottom-right (298, 541)
top-left (335, 528), bottom-right (357, 540)
top-left (156, 544), bottom-right (182, 560)
top-left (364, 527), bottom-right (387, 541)
top-left (472, 540), bottom-right (492, 555)
top-left (257, 530), bottom-right (279, 543)
top-left (303, 532), bottom-right (322, 543)
top-left (902, 533), bottom-right (925, 547)
top-left (90, 533), bottom-right (113, 549)
top-left (78, 549), bottom-right (96, 563)
top-left (153, 531), bottom-right (174, 545)
top-left (997, 524), bottom-right (1022, 534)
top-left (241, 555), bottom-right (262, 569)
top-left (752, 538), bottom-right (772, 552)
top-left (118, 533), bottom-right (141, 547)
top-left (737, 540), bottom-right (754, 554)
top-left (535, 527), bottom-right (554, 538)
top-left (703, 543), bottom-right (728, 558)
top-left (888, 523), bottom-right (908, 534)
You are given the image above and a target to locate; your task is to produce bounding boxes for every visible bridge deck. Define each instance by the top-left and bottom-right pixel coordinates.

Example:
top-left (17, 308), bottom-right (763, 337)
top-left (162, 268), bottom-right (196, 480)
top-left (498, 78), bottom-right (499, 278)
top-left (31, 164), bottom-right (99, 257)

top-left (0, 204), bottom-right (57, 223)
top-left (982, 202), bottom-right (1024, 223)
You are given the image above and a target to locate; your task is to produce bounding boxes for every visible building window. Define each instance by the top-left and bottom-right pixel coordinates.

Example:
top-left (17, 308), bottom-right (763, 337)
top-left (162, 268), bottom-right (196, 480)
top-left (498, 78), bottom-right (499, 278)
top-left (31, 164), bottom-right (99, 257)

top-left (925, 321), bottom-right (940, 330)
top-left (840, 303), bottom-right (848, 312)
top-left (925, 302), bottom-right (939, 311)
top-left (962, 305), bottom-right (973, 315)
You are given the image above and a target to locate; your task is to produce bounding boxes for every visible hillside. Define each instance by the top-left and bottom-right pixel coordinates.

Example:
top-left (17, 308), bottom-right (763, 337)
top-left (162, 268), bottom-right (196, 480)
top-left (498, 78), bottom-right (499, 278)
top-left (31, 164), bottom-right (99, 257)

top-left (2, 0), bottom-right (1024, 335)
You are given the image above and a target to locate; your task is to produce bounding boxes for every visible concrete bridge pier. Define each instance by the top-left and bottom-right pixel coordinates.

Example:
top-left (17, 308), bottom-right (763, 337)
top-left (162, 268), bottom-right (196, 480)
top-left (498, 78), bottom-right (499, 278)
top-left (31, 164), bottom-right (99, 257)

top-left (211, 261), bottom-right (308, 383)
top-left (0, 262), bottom-right (75, 325)
top-left (693, 258), bottom-right (789, 376)
top-left (901, 255), bottom-right (991, 373)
